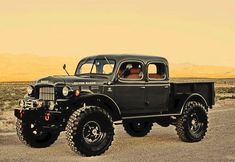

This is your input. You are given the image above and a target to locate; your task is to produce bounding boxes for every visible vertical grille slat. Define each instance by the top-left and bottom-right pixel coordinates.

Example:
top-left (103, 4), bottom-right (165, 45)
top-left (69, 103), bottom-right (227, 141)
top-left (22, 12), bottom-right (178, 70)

top-left (39, 87), bottom-right (55, 100)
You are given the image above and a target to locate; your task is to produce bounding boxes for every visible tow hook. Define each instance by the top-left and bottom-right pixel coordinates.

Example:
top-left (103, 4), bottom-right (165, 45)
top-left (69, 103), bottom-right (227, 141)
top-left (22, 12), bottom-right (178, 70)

top-left (45, 112), bottom-right (51, 121)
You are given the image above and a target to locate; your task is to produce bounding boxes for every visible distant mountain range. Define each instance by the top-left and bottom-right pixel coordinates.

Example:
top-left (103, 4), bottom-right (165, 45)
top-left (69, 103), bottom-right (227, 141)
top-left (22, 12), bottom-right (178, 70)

top-left (170, 63), bottom-right (235, 78)
top-left (0, 54), bottom-right (78, 82)
top-left (0, 54), bottom-right (235, 81)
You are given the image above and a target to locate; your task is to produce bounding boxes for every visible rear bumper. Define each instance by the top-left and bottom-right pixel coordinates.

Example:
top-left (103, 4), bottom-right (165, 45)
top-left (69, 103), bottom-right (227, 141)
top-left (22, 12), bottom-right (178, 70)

top-left (14, 109), bottom-right (62, 128)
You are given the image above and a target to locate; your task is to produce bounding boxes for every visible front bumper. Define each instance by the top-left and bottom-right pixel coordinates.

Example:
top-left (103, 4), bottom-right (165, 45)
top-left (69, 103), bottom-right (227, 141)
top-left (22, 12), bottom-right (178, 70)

top-left (14, 108), bottom-right (62, 128)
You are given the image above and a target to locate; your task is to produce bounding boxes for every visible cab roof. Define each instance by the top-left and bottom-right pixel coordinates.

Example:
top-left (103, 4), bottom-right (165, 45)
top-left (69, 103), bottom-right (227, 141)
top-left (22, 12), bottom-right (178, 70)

top-left (81, 54), bottom-right (168, 63)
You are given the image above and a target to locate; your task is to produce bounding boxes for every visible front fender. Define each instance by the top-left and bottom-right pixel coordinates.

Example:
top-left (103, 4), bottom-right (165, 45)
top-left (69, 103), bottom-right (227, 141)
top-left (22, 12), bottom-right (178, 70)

top-left (74, 93), bottom-right (121, 121)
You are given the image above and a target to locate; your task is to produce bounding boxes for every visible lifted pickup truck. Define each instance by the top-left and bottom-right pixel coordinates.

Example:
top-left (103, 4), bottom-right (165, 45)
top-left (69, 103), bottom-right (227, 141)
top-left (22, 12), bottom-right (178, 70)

top-left (14, 54), bottom-right (215, 156)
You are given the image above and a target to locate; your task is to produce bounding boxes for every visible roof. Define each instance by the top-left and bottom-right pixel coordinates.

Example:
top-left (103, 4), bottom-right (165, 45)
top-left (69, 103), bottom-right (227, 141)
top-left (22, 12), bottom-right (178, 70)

top-left (81, 54), bottom-right (168, 63)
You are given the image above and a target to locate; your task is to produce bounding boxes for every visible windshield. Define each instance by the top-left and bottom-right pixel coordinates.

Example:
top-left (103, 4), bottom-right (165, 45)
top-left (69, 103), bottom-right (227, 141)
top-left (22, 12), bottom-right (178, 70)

top-left (76, 57), bottom-right (115, 76)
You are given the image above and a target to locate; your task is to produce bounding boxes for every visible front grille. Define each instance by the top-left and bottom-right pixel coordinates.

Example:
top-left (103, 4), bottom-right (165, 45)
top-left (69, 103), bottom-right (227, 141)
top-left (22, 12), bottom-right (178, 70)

top-left (39, 87), bottom-right (55, 101)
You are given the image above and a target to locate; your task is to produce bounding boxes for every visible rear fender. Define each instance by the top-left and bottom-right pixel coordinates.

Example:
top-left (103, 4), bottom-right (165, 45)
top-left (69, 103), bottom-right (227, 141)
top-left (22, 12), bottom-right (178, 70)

top-left (175, 93), bottom-right (208, 114)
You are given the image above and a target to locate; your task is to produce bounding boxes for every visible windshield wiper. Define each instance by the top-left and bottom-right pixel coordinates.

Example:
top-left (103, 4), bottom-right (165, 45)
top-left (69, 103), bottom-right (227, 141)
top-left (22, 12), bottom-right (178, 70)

top-left (104, 57), bottom-right (113, 69)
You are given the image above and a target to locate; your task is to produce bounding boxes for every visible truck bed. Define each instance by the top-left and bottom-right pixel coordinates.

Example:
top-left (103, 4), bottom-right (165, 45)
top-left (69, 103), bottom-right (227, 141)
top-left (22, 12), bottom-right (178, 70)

top-left (170, 80), bottom-right (215, 109)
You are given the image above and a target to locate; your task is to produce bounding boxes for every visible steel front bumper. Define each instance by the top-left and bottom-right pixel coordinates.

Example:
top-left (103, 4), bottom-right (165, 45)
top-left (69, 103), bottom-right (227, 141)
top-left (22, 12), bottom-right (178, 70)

top-left (14, 109), bottom-right (62, 127)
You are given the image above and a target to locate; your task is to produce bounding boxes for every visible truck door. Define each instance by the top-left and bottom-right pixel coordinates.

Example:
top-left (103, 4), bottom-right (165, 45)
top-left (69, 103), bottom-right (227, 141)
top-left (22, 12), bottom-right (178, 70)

top-left (145, 62), bottom-right (170, 112)
top-left (113, 61), bottom-right (146, 116)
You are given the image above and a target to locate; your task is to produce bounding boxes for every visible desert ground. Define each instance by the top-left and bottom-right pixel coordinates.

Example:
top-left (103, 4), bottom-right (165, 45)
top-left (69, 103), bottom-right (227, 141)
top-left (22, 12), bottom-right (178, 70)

top-left (0, 79), bottom-right (235, 161)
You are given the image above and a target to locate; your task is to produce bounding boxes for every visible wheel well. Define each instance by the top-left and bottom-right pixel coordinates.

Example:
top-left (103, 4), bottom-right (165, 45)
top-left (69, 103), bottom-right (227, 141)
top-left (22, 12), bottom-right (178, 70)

top-left (183, 94), bottom-right (208, 112)
top-left (174, 93), bottom-right (208, 114)
top-left (75, 94), bottom-right (121, 121)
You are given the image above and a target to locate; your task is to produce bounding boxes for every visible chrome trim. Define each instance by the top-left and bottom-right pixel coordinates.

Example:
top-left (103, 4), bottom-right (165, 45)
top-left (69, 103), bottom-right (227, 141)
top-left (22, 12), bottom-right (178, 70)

top-left (88, 93), bottom-right (121, 116)
top-left (146, 60), bottom-right (169, 81)
top-left (114, 59), bottom-right (145, 82)
top-left (103, 94), bottom-right (121, 115)
top-left (179, 93), bottom-right (208, 114)
top-left (81, 90), bottom-right (94, 94)
top-left (39, 87), bottom-right (55, 101)
top-left (56, 99), bottom-right (69, 102)
top-left (105, 84), bottom-right (170, 87)
top-left (25, 100), bottom-right (34, 108)
top-left (122, 113), bottom-right (181, 119)
top-left (36, 81), bottom-right (65, 86)
top-left (116, 80), bottom-right (146, 84)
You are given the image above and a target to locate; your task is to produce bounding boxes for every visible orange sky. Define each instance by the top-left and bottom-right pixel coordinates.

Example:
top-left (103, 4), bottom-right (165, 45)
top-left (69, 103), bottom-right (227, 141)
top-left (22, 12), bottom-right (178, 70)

top-left (0, 0), bottom-right (235, 66)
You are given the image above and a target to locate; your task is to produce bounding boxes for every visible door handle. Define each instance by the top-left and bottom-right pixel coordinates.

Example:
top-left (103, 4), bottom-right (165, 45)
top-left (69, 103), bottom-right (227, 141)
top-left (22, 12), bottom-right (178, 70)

top-left (140, 86), bottom-right (146, 89)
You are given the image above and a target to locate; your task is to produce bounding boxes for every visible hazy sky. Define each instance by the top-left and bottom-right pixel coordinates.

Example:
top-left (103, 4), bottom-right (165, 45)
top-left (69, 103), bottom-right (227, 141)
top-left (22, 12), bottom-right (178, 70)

top-left (0, 0), bottom-right (235, 66)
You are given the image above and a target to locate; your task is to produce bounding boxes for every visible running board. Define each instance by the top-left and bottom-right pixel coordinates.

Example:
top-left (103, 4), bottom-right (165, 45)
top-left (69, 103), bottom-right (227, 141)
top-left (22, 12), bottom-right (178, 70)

top-left (122, 113), bottom-right (181, 120)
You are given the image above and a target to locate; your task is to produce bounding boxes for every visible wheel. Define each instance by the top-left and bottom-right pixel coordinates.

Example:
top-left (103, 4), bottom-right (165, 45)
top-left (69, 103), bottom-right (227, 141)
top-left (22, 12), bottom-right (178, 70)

top-left (123, 120), bottom-right (153, 137)
top-left (16, 119), bottom-right (60, 148)
top-left (176, 101), bottom-right (208, 142)
top-left (156, 117), bottom-right (172, 127)
top-left (66, 106), bottom-right (114, 156)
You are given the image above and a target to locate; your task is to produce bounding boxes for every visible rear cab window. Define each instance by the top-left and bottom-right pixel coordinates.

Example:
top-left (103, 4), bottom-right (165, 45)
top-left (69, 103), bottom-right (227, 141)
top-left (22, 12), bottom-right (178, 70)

top-left (147, 62), bottom-right (166, 80)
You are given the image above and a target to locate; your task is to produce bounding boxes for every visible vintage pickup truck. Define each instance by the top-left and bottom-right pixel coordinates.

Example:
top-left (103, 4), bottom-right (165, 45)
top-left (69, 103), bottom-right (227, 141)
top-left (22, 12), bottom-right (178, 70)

top-left (14, 54), bottom-right (215, 156)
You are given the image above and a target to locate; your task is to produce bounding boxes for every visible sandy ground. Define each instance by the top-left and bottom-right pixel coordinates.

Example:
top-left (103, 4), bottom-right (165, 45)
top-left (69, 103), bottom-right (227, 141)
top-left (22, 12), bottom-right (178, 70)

top-left (0, 111), bottom-right (15, 132)
top-left (0, 105), bottom-right (235, 162)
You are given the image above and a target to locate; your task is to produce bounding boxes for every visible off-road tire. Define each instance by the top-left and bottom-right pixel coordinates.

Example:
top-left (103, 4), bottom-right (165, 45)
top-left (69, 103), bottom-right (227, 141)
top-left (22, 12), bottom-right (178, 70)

top-left (16, 119), bottom-right (60, 148)
top-left (176, 101), bottom-right (208, 142)
top-left (123, 120), bottom-right (153, 137)
top-left (66, 106), bottom-right (114, 156)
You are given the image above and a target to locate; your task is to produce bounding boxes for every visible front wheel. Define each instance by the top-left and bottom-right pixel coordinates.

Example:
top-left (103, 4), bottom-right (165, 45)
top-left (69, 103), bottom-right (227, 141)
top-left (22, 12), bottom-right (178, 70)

top-left (176, 101), bottom-right (208, 142)
top-left (16, 119), bottom-right (60, 148)
top-left (66, 106), bottom-right (114, 156)
top-left (123, 120), bottom-right (153, 137)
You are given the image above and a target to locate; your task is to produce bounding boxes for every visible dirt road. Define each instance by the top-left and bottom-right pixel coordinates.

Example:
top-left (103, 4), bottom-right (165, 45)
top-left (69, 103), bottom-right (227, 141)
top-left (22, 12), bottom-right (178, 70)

top-left (0, 107), bottom-right (235, 162)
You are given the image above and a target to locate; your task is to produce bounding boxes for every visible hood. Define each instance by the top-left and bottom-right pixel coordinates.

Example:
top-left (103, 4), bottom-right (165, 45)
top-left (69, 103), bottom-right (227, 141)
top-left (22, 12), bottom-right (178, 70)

top-left (36, 75), bottom-right (109, 86)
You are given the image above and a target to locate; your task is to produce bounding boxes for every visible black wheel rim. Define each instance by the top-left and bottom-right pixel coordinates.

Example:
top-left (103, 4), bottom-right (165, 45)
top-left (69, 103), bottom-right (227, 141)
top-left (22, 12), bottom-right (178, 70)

top-left (131, 122), bottom-right (146, 132)
top-left (82, 121), bottom-right (105, 144)
top-left (188, 112), bottom-right (204, 135)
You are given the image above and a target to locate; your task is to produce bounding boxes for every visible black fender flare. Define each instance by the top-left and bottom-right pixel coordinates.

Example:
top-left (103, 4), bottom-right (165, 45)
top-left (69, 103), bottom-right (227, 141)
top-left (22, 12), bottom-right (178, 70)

top-left (75, 93), bottom-right (121, 121)
top-left (176, 93), bottom-right (208, 114)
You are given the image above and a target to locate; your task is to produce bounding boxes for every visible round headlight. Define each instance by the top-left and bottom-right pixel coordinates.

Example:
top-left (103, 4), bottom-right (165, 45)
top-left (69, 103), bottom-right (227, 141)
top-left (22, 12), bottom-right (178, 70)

top-left (27, 86), bottom-right (34, 95)
top-left (62, 86), bottom-right (69, 96)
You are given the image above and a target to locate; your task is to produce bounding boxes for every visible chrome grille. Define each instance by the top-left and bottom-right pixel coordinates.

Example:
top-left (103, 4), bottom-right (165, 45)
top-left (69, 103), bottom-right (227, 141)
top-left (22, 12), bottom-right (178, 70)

top-left (39, 87), bottom-right (55, 100)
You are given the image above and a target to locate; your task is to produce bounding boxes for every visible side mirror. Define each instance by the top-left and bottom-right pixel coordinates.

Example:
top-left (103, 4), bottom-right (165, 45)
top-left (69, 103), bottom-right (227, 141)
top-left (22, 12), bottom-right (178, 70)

top-left (63, 64), bottom-right (70, 76)
top-left (63, 64), bottom-right (66, 70)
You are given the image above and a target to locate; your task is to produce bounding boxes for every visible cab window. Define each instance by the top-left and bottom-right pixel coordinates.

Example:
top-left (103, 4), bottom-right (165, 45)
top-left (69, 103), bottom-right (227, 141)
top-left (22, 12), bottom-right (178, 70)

top-left (148, 63), bottom-right (166, 79)
top-left (118, 61), bottom-right (143, 80)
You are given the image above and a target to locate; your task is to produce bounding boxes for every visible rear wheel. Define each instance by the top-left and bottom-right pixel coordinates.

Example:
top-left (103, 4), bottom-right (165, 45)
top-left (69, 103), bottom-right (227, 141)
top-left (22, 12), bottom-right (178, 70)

top-left (16, 119), bottom-right (60, 148)
top-left (176, 101), bottom-right (208, 142)
top-left (66, 106), bottom-right (114, 156)
top-left (123, 120), bottom-right (153, 137)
